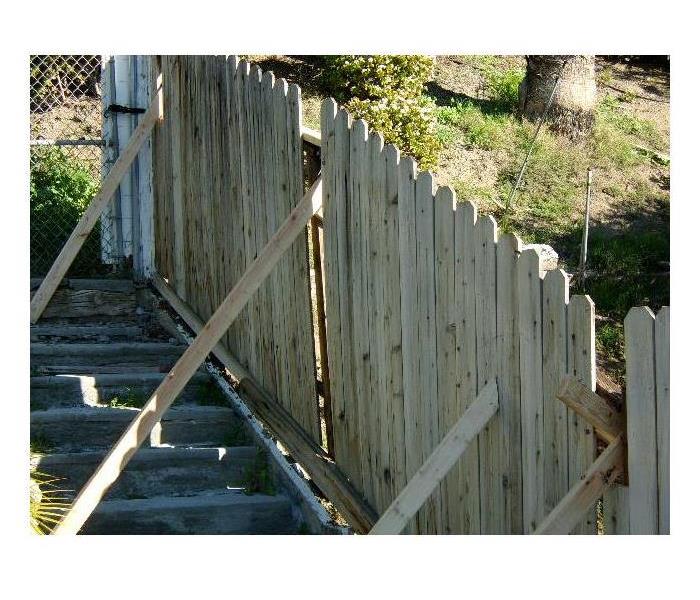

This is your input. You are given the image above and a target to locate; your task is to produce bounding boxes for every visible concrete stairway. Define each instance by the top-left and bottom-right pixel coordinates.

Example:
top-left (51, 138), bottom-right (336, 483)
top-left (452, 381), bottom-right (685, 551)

top-left (30, 279), bottom-right (304, 534)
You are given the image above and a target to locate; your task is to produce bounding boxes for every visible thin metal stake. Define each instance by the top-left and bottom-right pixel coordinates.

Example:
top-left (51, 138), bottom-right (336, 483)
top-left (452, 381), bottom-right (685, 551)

top-left (579, 168), bottom-right (593, 287)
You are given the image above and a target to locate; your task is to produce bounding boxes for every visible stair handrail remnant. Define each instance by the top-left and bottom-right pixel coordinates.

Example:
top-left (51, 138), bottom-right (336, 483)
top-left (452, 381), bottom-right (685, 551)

top-left (52, 177), bottom-right (324, 534)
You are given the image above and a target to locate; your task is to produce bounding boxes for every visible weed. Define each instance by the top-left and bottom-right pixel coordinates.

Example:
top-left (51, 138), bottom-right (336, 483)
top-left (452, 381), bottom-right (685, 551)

top-left (582, 231), bottom-right (669, 318)
top-left (108, 388), bottom-right (147, 409)
top-left (598, 66), bottom-right (614, 86)
top-left (242, 450), bottom-right (276, 496)
top-left (435, 99), bottom-right (512, 151)
top-left (596, 321), bottom-right (625, 378)
top-left (596, 94), bottom-right (663, 150)
top-left (30, 432), bottom-right (54, 455)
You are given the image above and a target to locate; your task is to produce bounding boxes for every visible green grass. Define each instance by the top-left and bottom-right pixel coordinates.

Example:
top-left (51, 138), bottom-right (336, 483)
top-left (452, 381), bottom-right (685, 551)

top-left (30, 432), bottom-right (54, 455)
top-left (436, 99), bottom-right (513, 151)
top-left (583, 231), bottom-right (669, 317)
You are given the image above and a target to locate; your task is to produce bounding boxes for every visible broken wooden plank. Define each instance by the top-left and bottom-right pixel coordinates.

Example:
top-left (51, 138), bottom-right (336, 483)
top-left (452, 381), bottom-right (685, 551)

top-left (557, 374), bottom-right (624, 444)
top-left (534, 434), bottom-right (625, 535)
top-left (35, 289), bottom-right (136, 320)
top-left (370, 381), bottom-right (499, 535)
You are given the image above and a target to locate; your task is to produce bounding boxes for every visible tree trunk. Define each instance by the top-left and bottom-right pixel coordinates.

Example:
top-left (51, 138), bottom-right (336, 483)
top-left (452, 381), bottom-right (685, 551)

top-left (518, 55), bottom-right (597, 139)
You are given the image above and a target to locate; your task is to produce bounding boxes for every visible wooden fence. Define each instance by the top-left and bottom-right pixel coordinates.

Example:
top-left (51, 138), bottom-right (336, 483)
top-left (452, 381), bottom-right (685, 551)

top-left (150, 55), bottom-right (320, 443)
top-left (605, 307), bottom-right (670, 534)
top-left (143, 56), bottom-right (669, 534)
top-left (320, 99), bottom-right (599, 534)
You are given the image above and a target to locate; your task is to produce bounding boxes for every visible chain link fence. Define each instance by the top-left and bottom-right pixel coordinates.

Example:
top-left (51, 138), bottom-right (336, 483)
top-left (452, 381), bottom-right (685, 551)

top-left (30, 55), bottom-right (122, 278)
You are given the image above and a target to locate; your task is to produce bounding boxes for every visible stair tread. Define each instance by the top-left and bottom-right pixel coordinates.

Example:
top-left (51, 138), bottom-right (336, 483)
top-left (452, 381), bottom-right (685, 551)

top-left (94, 490), bottom-right (290, 512)
top-left (31, 405), bottom-right (235, 419)
top-left (34, 445), bottom-right (258, 466)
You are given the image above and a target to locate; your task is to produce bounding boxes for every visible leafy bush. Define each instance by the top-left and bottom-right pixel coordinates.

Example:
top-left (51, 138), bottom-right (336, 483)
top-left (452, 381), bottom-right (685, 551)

top-left (321, 55), bottom-right (434, 102)
top-left (321, 55), bottom-right (439, 169)
top-left (30, 147), bottom-right (100, 276)
top-left (483, 67), bottom-right (525, 110)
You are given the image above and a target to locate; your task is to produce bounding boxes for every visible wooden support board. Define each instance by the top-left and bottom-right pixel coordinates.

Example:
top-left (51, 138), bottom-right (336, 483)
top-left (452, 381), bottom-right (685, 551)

top-left (534, 434), bottom-right (625, 535)
top-left (30, 83), bottom-right (163, 323)
top-left (152, 273), bottom-right (377, 534)
top-left (557, 375), bottom-right (624, 444)
top-left (370, 381), bottom-right (499, 535)
top-left (53, 178), bottom-right (323, 535)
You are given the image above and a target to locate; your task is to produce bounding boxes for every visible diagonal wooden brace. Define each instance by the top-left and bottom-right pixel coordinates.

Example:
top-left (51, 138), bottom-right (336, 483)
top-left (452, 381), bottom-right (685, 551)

top-left (52, 177), bottom-right (323, 535)
top-left (370, 381), bottom-right (499, 535)
top-left (534, 375), bottom-right (628, 534)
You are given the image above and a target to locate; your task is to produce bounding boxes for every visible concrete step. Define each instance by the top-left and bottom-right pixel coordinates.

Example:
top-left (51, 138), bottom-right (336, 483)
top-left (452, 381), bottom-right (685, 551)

top-left (82, 491), bottom-right (297, 534)
top-left (31, 323), bottom-right (144, 342)
top-left (31, 405), bottom-right (246, 452)
top-left (30, 372), bottom-right (216, 410)
top-left (30, 342), bottom-right (186, 373)
top-left (33, 446), bottom-right (259, 500)
top-left (30, 278), bottom-right (135, 294)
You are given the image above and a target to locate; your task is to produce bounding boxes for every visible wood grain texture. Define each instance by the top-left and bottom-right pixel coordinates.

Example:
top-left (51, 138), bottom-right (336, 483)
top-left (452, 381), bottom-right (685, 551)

top-left (434, 186), bottom-right (456, 531)
top-left (655, 306), bottom-right (670, 534)
top-left (567, 294), bottom-right (598, 534)
top-left (542, 269), bottom-right (570, 517)
top-left (397, 156), bottom-right (420, 534)
top-left (535, 434), bottom-right (625, 535)
top-left (518, 248), bottom-right (545, 533)
top-left (475, 216), bottom-right (498, 533)
top-left (625, 306), bottom-right (658, 534)
top-left (415, 171), bottom-right (442, 533)
top-left (493, 232), bottom-right (523, 533)
top-left (370, 381), bottom-right (498, 535)
top-left (150, 57), bottom-right (320, 445)
top-left (454, 200), bottom-right (481, 534)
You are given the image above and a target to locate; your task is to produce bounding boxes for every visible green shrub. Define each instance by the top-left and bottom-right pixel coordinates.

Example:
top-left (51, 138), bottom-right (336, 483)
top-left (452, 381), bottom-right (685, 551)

top-left (348, 93), bottom-right (440, 169)
top-left (320, 55), bottom-right (439, 169)
top-left (483, 67), bottom-right (525, 110)
top-left (321, 55), bottom-right (434, 102)
top-left (30, 147), bottom-right (100, 276)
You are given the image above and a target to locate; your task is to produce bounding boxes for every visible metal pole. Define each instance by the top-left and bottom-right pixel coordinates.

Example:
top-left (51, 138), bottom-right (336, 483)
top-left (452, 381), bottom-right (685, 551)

top-left (579, 168), bottom-right (593, 285)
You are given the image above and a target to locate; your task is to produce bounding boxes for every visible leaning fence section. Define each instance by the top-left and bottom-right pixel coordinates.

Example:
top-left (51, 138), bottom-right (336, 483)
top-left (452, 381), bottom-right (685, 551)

top-left (150, 55), bottom-right (320, 443)
top-left (320, 98), bottom-right (598, 534)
